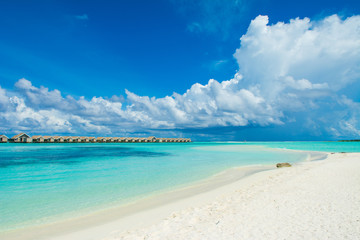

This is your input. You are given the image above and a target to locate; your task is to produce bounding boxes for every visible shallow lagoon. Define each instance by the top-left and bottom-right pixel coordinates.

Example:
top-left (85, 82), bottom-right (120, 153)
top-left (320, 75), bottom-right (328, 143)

top-left (0, 141), bottom-right (358, 232)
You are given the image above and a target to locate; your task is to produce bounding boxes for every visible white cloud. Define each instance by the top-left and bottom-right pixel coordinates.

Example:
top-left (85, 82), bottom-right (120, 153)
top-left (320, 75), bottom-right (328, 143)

top-left (1, 14), bottom-right (360, 138)
top-left (0, 86), bottom-right (9, 108)
top-left (282, 76), bottom-right (329, 90)
top-left (15, 78), bottom-right (65, 109)
top-left (125, 77), bottom-right (282, 129)
top-left (234, 15), bottom-right (360, 93)
top-left (231, 14), bottom-right (360, 138)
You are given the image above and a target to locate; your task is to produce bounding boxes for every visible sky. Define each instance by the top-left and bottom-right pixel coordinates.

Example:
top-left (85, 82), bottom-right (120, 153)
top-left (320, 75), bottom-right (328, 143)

top-left (0, 0), bottom-right (359, 141)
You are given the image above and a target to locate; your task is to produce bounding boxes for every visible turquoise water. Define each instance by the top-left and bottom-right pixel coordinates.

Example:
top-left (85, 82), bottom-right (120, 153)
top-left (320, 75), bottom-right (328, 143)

top-left (239, 141), bottom-right (360, 152)
top-left (0, 141), bottom-right (359, 232)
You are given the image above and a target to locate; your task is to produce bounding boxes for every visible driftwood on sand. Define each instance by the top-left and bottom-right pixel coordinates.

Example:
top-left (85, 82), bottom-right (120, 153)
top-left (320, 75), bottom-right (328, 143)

top-left (276, 162), bottom-right (292, 168)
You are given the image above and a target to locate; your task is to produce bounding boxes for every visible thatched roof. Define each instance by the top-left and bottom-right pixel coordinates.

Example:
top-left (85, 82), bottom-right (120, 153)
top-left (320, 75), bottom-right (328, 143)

top-left (31, 135), bottom-right (43, 139)
top-left (43, 136), bottom-right (55, 139)
top-left (11, 133), bottom-right (30, 139)
top-left (5, 133), bottom-right (188, 143)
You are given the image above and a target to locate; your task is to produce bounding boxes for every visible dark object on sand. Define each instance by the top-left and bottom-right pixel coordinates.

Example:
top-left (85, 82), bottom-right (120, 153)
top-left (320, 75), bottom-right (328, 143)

top-left (276, 162), bottom-right (292, 168)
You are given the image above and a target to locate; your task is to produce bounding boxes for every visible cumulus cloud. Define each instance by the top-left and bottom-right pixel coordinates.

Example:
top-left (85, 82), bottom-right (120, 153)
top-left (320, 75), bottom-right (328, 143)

top-left (0, 86), bottom-right (9, 108)
top-left (232, 14), bottom-right (360, 137)
top-left (126, 77), bottom-right (282, 129)
top-left (235, 15), bottom-right (360, 93)
top-left (0, 14), bottom-right (360, 139)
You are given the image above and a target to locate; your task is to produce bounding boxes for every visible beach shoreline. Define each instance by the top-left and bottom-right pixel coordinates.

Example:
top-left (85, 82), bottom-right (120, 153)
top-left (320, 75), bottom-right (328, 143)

top-left (106, 151), bottom-right (360, 240)
top-left (2, 151), bottom-right (359, 240)
top-left (0, 163), bottom-right (277, 240)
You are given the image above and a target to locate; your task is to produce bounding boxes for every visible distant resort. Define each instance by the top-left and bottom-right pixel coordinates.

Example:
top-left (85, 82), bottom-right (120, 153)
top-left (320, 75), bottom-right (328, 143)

top-left (0, 133), bottom-right (191, 143)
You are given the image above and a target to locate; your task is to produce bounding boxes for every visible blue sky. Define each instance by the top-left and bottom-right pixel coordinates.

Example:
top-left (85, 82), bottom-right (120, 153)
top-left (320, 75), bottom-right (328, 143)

top-left (0, 0), bottom-right (360, 140)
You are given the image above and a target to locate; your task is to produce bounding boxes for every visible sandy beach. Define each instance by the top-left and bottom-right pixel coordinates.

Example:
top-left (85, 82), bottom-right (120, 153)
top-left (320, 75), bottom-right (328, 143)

top-left (2, 1), bottom-right (360, 239)
top-left (103, 152), bottom-right (360, 240)
top-left (2, 152), bottom-right (359, 240)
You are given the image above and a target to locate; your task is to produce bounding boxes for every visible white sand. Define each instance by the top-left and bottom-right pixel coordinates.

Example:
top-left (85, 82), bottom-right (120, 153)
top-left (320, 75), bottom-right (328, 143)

top-left (2, 152), bottom-right (359, 240)
top-left (103, 152), bottom-right (360, 240)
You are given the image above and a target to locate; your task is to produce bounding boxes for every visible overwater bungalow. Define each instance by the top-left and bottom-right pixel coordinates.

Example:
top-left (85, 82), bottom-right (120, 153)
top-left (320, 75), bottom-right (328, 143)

top-left (4, 133), bottom-right (190, 144)
top-left (0, 135), bottom-right (8, 143)
top-left (32, 135), bottom-right (44, 143)
top-left (54, 136), bottom-right (64, 143)
top-left (80, 137), bottom-right (89, 143)
top-left (43, 136), bottom-right (55, 143)
top-left (104, 137), bottom-right (114, 143)
top-left (72, 137), bottom-right (81, 143)
top-left (63, 136), bottom-right (73, 143)
top-left (10, 133), bottom-right (32, 143)
top-left (96, 137), bottom-right (106, 143)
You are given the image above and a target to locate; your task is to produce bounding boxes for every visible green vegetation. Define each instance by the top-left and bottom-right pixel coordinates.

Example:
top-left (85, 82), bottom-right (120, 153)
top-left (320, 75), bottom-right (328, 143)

top-left (338, 140), bottom-right (360, 142)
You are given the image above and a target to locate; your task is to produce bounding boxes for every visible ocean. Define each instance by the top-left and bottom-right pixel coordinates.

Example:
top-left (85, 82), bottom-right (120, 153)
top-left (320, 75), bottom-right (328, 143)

top-left (0, 141), bottom-right (359, 232)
